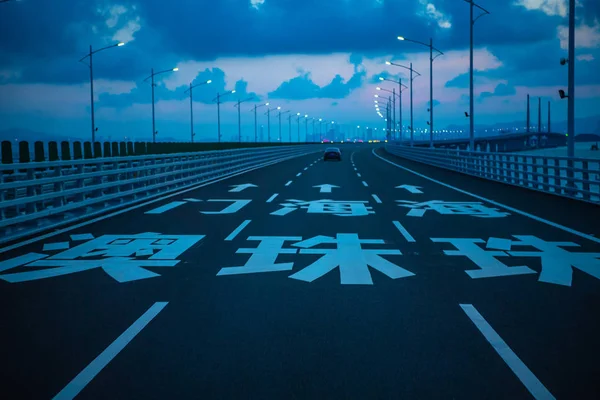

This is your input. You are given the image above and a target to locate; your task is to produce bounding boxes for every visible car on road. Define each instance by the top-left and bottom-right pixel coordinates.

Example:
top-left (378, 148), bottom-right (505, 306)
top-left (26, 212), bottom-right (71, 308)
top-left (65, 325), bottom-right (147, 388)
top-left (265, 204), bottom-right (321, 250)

top-left (324, 147), bottom-right (342, 161)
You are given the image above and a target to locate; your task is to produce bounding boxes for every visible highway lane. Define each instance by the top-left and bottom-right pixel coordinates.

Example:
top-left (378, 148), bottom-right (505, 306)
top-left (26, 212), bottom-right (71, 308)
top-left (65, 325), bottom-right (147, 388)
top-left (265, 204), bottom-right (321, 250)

top-left (1, 145), bottom-right (599, 399)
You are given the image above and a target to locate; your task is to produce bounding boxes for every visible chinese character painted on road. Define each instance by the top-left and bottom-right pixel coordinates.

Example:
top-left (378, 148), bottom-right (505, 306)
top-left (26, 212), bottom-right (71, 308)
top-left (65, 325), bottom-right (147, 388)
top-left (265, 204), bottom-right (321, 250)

top-left (508, 235), bottom-right (600, 287)
top-left (290, 234), bottom-right (414, 285)
top-left (433, 235), bottom-right (600, 286)
top-left (0, 233), bottom-right (205, 283)
top-left (432, 237), bottom-right (536, 279)
top-left (398, 200), bottom-right (509, 218)
top-left (271, 199), bottom-right (374, 217)
top-left (217, 236), bottom-right (301, 276)
top-left (201, 199), bottom-right (252, 215)
top-left (145, 199), bottom-right (251, 215)
top-left (217, 234), bottom-right (413, 285)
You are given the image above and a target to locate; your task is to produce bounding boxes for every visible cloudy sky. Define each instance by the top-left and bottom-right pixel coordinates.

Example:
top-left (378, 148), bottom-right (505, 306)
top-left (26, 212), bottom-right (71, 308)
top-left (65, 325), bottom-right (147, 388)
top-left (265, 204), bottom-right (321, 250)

top-left (0, 0), bottom-right (599, 142)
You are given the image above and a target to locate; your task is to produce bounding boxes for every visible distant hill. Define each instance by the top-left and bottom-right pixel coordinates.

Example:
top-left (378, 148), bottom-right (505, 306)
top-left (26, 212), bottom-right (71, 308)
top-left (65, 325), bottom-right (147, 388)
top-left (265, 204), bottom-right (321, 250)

top-left (446, 114), bottom-right (600, 136)
top-left (0, 128), bottom-right (73, 142)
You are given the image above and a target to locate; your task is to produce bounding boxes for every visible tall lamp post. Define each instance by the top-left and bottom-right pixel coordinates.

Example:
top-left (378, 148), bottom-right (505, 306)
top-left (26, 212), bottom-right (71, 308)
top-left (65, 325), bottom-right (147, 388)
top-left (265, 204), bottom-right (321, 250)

top-left (379, 77), bottom-right (408, 141)
top-left (144, 67), bottom-right (179, 143)
top-left (184, 79), bottom-right (212, 143)
top-left (79, 42), bottom-right (125, 143)
top-left (397, 36), bottom-right (444, 147)
top-left (234, 96), bottom-right (254, 143)
top-left (212, 90), bottom-right (236, 143)
top-left (464, 0), bottom-right (490, 151)
top-left (276, 107), bottom-right (290, 142)
top-left (385, 61), bottom-right (421, 146)
top-left (288, 114), bottom-right (293, 142)
top-left (296, 113), bottom-right (302, 142)
top-left (250, 102), bottom-right (269, 142)
top-left (264, 105), bottom-right (279, 142)
top-left (304, 115), bottom-right (311, 143)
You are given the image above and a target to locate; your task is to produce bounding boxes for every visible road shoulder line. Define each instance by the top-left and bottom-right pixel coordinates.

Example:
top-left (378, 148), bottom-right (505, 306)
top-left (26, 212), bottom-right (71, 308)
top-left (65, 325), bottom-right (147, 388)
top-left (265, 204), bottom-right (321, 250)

top-left (372, 148), bottom-right (600, 244)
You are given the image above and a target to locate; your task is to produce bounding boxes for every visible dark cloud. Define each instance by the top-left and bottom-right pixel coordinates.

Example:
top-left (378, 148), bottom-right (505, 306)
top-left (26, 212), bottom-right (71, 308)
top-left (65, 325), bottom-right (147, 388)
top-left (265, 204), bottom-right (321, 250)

top-left (269, 71), bottom-right (365, 100)
top-left (98, 68), bottom-right (257, 108)
top-left (479, 82), bottom-right (517, 102)
top-left (445, 72), bottom-right (469, 88)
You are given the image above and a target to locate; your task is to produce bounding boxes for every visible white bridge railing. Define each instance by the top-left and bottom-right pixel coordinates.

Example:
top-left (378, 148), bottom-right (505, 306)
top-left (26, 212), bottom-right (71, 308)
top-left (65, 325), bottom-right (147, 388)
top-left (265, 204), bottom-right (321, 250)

top-left (385, 144), bottom-right (600, 204)
top-left (0, 144), bottom-right (323, 245)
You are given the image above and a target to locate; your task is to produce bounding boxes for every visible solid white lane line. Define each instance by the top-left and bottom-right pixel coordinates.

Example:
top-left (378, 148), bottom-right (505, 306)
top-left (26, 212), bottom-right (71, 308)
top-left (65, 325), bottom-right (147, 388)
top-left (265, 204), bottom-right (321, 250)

top-left (285, 180), bottom-right (293, 186)
top-left (53, 302), bottom-right (168, 400)
top-left (0, 152), bottom-right (320, 253)
top-left (296, 172), bottom-right (302, 177)
top-left (392, 221), bottom-right (416, 242)
top-left (460, 304), bottom-right (555, 400)
top-left (362, 181), bottom-right (369, 187)
top-left (144, 201), bottom-right (187, 215)
top-left (372, 148), bottom-right (600, 244)
top-left (371, 194), bottom-right (382, 204)
top-left (266, 193), bottom-right (279, 203)
top-left (357, 173), bottom-right (362, 177)
top-left (225, 220), bottom-right (251, 241)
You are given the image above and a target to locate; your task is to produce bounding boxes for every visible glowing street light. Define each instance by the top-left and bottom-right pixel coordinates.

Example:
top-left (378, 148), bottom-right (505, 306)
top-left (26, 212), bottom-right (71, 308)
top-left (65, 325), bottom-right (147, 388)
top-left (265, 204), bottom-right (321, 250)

top-left (250, 102), bottom-right (269, 142)
top-left (79, 42), bottom-right (126, 143)
top-left (396, 35), bottom-right (444, 147)
top-left (144, 66), bottom-right (179, 143)
top-left (212, 89), bottom-right (236, 143)
top-left (184, 79), bottom-right (212, 143)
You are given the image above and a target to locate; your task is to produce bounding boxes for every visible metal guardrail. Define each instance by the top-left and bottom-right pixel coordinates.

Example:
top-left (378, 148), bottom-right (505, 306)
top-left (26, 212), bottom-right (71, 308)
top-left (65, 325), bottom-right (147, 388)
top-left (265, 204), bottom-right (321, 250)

top-left (0, 145), bottom-right (323, 245)
top-left (385, 144), bottom-right (600, 204)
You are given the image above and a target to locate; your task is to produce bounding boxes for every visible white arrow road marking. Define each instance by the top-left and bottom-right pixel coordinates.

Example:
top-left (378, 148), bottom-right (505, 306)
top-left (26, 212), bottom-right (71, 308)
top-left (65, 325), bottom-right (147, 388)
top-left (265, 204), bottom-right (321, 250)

top-left (229, 183), bottom-right (258, 193)
top-left (396, 184), bottom-right (423, 194)
top-left (313, 184), bottom-right (341, 193)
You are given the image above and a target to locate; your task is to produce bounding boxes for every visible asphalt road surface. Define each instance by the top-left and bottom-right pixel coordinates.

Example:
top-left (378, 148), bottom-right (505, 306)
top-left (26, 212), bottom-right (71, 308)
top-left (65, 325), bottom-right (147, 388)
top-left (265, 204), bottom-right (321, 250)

top-left (1, 145), bottom-right (599, 400)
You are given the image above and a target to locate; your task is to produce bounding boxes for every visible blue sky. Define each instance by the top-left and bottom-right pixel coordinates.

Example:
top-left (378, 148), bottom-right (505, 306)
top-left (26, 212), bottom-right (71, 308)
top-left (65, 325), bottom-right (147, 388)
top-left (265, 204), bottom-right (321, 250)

top-left (0, 0), bottom-right (599, 141)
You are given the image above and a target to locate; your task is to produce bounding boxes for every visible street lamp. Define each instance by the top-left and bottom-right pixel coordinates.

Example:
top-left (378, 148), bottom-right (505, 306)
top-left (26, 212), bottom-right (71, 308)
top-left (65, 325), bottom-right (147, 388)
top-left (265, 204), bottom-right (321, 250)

top-left (276, 107), bottom-right (291, 142)
top-left (304, 115), bottom-right (312, 143)
top-left (296, 113), bottom-right (302, 142)
top-left (184, 79), bottom-right (211, 143)
top-left (250, 102), bottom-right (269, 142)
top-left (463, 0), bottom-right (490, 151)
top-left (264, 105), bottom-right (279, 142)
top-left (79, 42), bottom-right (125, 143)
top-left (385, 61), bottom-right (421, 146)
top-left (377, 86), bottom-right (403, 140)
top-left (144, 66), bottom-right (179, 143)
top-left (288, 113), bottom-right (294, 142)
top-left (397, 35), bottom-right (444, 147)
top-left (212, 89), bottom-right (236, 143)
top-left (379, 77), bottom-right (408, 141)
top-left (234, 96), bottom-right (255, 143)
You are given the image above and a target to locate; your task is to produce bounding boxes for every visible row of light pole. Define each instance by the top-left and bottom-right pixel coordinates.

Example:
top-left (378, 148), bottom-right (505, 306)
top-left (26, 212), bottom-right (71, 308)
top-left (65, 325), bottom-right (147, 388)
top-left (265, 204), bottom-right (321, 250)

top-left (373, 1), bottom-right (489, 149)
top-left (386, 0), bottom-right (576, 158)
